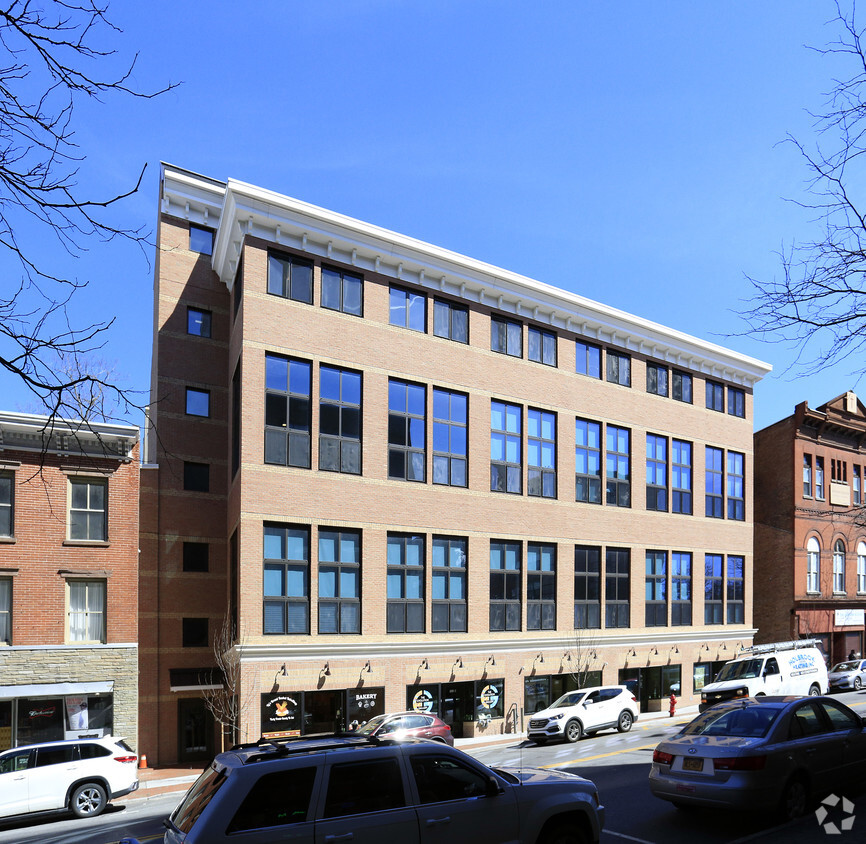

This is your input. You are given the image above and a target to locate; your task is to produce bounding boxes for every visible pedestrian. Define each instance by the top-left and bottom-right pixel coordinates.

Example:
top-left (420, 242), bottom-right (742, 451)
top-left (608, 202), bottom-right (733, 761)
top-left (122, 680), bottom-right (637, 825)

top-left (849, 649), bottom-right (856, 661)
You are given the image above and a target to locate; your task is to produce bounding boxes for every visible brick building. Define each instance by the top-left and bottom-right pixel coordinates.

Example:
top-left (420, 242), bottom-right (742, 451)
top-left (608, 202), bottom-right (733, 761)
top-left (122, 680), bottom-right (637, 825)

top-left (0, 412), bottom-right (140, 751)
top-left (140, 164), bottom-right (770, 765)
top-left (754, 392), bottom-right (866, 663)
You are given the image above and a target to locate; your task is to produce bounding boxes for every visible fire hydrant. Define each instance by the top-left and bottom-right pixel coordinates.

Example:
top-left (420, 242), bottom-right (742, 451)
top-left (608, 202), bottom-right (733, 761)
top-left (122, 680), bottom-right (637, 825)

top-left (669, 693), bottom-right (677, 718)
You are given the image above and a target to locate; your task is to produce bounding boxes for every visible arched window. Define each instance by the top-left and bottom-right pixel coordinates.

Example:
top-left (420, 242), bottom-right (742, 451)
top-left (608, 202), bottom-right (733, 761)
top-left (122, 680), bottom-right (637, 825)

top-left (858, 542), bottom-right (866, 593)
top-left (807, 537), bottom-right (820, 593)
top-left (833, 539), bottom-right (846, 593)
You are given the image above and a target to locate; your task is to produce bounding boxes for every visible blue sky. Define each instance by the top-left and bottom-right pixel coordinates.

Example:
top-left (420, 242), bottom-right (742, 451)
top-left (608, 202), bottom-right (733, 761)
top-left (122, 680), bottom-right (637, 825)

top-left (3, 1), bottom-right (858, 431)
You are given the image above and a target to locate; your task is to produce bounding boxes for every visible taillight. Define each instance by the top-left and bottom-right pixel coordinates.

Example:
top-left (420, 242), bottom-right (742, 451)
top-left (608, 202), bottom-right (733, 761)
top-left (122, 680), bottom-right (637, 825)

top-left (713, 755), bottom-right (766, 771)
top-left (653, 749), bottom-right (674, 765)
top-left (115, 755), bottom-right (138, 764)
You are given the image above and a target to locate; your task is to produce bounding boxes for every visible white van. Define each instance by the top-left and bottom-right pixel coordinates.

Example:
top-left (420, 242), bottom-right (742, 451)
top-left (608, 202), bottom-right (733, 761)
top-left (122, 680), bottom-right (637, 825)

top-left (700, 639), bottom-right (828, 711)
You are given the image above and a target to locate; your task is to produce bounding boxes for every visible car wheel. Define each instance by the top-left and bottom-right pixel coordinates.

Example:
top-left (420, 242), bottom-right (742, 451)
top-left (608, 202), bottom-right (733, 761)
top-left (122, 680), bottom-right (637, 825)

top-left (70, 782), bottom-right (108, 818)
top-left (617, 710), bottom-right (634, 732)
top-left (855, 677), bottom-right (862, 691)
top-left (540, 820), bottom-right (590, 844)
top-left (564, 719), bottom-right (583, 743)
top-left (779, 776), bottom-right (809, 821)
top-left (808, 684), bottom-right (821, 697)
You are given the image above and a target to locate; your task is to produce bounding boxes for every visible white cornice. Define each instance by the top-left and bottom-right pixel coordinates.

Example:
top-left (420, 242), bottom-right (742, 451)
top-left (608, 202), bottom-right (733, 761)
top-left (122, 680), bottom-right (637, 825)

top-left (160, 164), bottom-right (771, 387)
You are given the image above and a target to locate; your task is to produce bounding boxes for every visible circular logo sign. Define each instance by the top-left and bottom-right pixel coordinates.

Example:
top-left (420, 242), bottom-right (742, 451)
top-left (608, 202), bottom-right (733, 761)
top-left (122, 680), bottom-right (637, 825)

top-left (479, 684), bottom-right (500, 710)
top-left (412, 689), bottom-right (434, 713)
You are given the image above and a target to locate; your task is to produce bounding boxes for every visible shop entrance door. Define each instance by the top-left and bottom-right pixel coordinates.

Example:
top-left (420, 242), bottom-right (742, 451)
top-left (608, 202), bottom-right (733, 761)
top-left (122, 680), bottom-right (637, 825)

top-left (177, 698), bottom-right (214, 764)
top-left (304, 690), bottom-right (343, 734)
top-left (441, 682), bottom-right (474, 739)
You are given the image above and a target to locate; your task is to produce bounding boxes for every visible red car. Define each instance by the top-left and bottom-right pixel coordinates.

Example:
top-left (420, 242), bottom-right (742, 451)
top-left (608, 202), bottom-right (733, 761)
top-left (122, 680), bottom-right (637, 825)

top-left (355, 711), bottom-right (454, 745)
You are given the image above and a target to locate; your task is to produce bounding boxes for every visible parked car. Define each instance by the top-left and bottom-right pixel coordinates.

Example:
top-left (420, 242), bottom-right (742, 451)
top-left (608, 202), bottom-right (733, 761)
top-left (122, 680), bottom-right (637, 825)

top-left (123, 734), bottom-right (604, 844)
top-left (649, 696), bottom-right (866, 819)
top-left (828, 658), bottom-right (866, 691)
top-left (354, 711), bottom-right (454, 745)
top-left (528, 685), bottom-right (639, 744)
top-left (0, 736), bottom-right (138, 821)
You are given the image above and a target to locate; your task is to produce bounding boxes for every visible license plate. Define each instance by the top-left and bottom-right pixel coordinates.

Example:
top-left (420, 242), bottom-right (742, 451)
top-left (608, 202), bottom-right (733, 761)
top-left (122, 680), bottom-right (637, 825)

top-left (683, 757), bottom-right (704, 772)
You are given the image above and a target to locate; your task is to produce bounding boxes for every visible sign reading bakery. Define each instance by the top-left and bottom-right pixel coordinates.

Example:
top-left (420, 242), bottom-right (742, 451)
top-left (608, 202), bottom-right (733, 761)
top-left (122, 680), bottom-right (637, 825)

top-left (260, 692), bottom-right (302, 738)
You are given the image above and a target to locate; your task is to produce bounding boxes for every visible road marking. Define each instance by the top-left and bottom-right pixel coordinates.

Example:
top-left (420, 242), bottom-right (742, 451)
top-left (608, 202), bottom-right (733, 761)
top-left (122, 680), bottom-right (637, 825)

top-left (540, 742), bottom-right (658, 768)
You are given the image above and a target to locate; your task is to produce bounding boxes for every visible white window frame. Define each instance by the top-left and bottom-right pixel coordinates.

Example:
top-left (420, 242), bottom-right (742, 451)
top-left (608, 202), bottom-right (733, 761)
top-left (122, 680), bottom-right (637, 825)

top-left (806, 537), bottom-right (820, 594)
top-left (67, 579), bottom-right (106, 643)
top-left (833, 540), bottom-right (846, 594)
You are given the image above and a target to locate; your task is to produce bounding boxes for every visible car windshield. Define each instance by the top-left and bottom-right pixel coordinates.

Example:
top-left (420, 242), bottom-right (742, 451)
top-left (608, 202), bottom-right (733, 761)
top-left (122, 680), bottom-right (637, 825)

top-left (356, 714), bottom-right (391, 735)
top-left (714, 658), bottom-right (763, 681)
top-left (170, 764), bottom-right (227, 834)
top-left (681, 705), bottom-right (779, 738)
top-left (550, 692), bottom-right (585, 708)
top-left (832, 661), bottom-right (859, 672)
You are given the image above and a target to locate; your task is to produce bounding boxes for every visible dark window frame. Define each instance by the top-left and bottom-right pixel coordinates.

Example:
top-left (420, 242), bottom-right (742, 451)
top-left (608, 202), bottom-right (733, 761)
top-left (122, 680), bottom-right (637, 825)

top-left (605, 547), bottom-right (630, 628)
top-left (706, 380), bottom-right (725, 412)
top-left (268, 250), bottom-right (314, 305)
top-left (726, 555), bottom-right (744, 623)
top-left (527, 542), bottom-right (556, 630)
top-left (265, 354), bottom-right (312, 469)
top-left (490, 316), bottom-right (522, 357)
top-left (606, 351), bottom-right (631, 387)
top-left (431, 535), bottom-right (467, 633)
top-left (189, 223), bottom-right (214, 255)
top-left (185, 387), bottom-right (210, 418)
top-left (263, 524), bottom-right (310, 635)
top-left (528, 326), bottom-right (557, 367)
top-left (386, 533), bottom-right (425, 633)
top-left (705, 446), bottom-right (723, 518)
top-left (647, 363), bottom-right (669, 397)
top-left (319, 366), bottom-right (362, 475)
top-left (574, 545), bottom-right (601, 629)
top-left (705, 553), bottom-right (723, 624)
top-left (727, 387), bottom-right (745, 418)
top-left (605, 425), bottom-right (631, 507)
top-left (575, 340), bottom-right (602, 378)
top-left (646, 433), bottom-right (667, 512)
top-left (528, 408), bottom-right (556, 498)
top-left (727, 451), bottom-right (745, 520)
top-left (389, 285), bottom-right (427, 332)
top-left (671, 439), bottom-right (693, 515)
top-left (672, 551), bottom-right (692, 626)
top-left (432, 388), bottom-right (467, 487)
top-left (490, 540), bottom-right (521, 631)
top-left (186, 306), bottom-right (212, 338)
top-left (575, 418), bottom-right (602, 504)
top-left (388, 380), bottom-right (426, 483)
top-left (433, 298), bottom-right (469, 343)
top-left (672, 370), bottom-right (693, 403)
top-left (645, 550), bottom-right (667, 627)
top-left (182, 617), bottom-right (209, 648)
top-left (318, 529), bottom-right (361, 634)
top-left (490, 400), bottom-right (522, 494)
top-left (183, 461), bottom-right (210, 492)
top-left (321, 265), bottom-right (363, 316)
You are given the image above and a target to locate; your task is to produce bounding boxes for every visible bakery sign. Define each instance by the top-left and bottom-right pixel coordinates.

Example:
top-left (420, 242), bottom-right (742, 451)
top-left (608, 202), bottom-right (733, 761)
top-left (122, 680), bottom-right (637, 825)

top-left (261, 692), bottom-right (302, 738)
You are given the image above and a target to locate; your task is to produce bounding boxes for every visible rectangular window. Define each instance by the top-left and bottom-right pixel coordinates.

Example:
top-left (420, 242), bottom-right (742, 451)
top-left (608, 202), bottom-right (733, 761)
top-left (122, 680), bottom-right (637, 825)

top-left (605, 548), bottom-right (630, 628)
top-left (318, 529), bottom-right (361, 634)
top-left (389, 286), bottom-right (426, 332)
top-left (0, 472), bottom-right (12, 537)
top-left (803, 454), bottom-right (813, 498)
top-left (490, 541), bottom-right (521, 631)
top-left (321, 266), bottom-right (363, 316)
top-left (832, 458), bottom-right (847, 483)
top-left (233, 257), bottom-right (243, 320)
top-left (645, 551), bottom-right (667, 627)
top-left (183, 461), bottom-right (210, 492)
top-left (182, 542), bottom-right (209, 573)
top-left (182, 618), bottom-right (208, 648)
top-left (69, 478), bottom-right (107, 541)
top-left (574, 546), bottom-right (601, 629)
top-left (185, 387), bottom-right (210, 417)
top-left (605, 425), bottom-right (631, 507)
top-left (816, 456), bottom-right (825, 500)
top-left (187, 307), bottom-right (212, 338)
top-left (575, 419), bottom-right (602, 504)
top-left (268, 252), bottom-right (313, 304)
top-left (491, 317), bottom-right (522, 357)
top-left (528, 409), bottom-right (556, 498)
top-left (705, 446), bottom-right (723, 518)
top-left (432, 389), bottom-right (467, 487)
top-left (265, 355), bottom-right (312, 468)
top-left (527, 543), bottom-right (556, 630)
top-left (672, 440), bottom-right (692, 515)
top-left (319, 366), bottom-right (362, 474)
top-left (647, 363), bottom-right (668, 396)
top-left (528, 327), bottom-right (556, 366)
top-left (706, 380), bottom-right (724, 412)
top-left (606, 351), bottom-right (631, 386)
top-left (575, 340), bottom-right (601, 378)
top-left (387, 534), bottom-right (425, 633)
top-left (231, 358), bottom-right (241, 477)
top-left (0, 577), bottom-right (9, 644)
top-left (671, 552), bottom-right (692, 626)
top-left (727, 452), bottom-right (745, 520)
top-left (672, 370), bottom-right (693, 403)
top-left (646, 434), bottom-right (667, 511)
top-left (704, 554), bottom-right (723, 624)
top-left (388, 380), bottom-right (426, 482)
top-left (189, 224), bottom-right (214, 255)
top-left (727, 387), bottom-right (745, 418)
top-left (855, 465), bottom-right (862, 505)
top-left (433, 299), bottom-right (468, 343)
top-left (491, 401), bottom-right (522, 494)
top-left (68, 580), bottom-right (106, 643)
top-left (858, 545), bottom-right (866, 593)
top-left (264, 525), bottom-right (310, 635)
top-left (727, 556), bottom-right (744, 623)
top-left (432, 536), bottom-right (467, 633)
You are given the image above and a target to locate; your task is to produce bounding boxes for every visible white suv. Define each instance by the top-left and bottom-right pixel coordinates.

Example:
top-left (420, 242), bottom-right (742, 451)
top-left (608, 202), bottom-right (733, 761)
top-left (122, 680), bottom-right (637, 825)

top-left (0, 736), bottom-right (139, 820)
top-left (528, 685), bottom-right (639, 744)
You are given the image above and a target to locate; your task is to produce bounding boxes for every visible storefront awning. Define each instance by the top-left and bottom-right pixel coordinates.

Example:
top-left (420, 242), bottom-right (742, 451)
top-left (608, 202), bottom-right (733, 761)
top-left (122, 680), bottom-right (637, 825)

top-left (0, 681), bottom-right (113, 699)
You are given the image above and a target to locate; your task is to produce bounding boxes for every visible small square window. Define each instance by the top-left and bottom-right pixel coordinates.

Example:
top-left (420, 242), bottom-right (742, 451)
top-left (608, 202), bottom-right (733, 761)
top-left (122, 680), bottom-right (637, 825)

top-left (491, 317), bottom-right (522, 357)
top-left (706, 380), bottom-right (725, 412)
top-left (728, 387), bottom-right (745, 418)
top-left (182, 617), bottom-right (209, 648)
top-left (184, 462), bottom-right (210, 492)
top-left (189, 224), bottom-right (214, 255)
top-left (186, 388), bottom-right (210, 417)
top-left (606, 352), bottom-right (631, 387)
top-left (187, 307), bottom-right (212, 338)
top-left (183, 542), bottom-right (209, 572)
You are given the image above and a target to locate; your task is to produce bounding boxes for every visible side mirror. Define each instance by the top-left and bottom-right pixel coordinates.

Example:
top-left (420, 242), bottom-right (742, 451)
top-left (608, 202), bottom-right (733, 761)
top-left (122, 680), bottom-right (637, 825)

top-left (486, 775), bottom-right (504, 797)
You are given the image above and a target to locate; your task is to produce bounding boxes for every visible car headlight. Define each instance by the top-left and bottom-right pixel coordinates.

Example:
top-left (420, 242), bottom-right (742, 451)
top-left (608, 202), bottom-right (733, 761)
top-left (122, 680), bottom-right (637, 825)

top-left (550, 713), bottom-right (564, 720)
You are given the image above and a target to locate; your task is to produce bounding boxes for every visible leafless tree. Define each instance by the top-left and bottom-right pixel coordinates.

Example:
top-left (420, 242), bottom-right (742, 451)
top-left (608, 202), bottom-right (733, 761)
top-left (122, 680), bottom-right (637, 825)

top-left (564, 628), bottom-right (602, 689)
top-left (0, 1), bottom-right (175, 421)
top-left (741, 2), bottom-right (866, 377)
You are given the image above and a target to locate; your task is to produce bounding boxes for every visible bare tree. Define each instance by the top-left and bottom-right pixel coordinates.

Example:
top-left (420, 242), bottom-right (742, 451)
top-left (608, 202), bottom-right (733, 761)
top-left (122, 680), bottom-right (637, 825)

top-left (0, 1), bottom-right (176, 421)
top-left (564, 628), bottom-right (602, 689)
top-left (741, 2), bottom-right (866, 376)
top-left (202, 615), bottom-right (251, 753)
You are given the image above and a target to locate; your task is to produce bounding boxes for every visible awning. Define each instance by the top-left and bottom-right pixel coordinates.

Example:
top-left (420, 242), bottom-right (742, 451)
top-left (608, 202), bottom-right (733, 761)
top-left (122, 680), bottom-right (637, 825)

top-left (0, 681), bottom-right (114, 699)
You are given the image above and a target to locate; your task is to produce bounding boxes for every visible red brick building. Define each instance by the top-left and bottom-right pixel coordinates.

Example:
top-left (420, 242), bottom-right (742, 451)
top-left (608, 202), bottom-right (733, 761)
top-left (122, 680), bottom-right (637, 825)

top-left (754, 392), bottom-right (866, 663)
top-left (140, 164), bottom-right (770, 765)
top-left (0, 412), bottom-right (140, 751)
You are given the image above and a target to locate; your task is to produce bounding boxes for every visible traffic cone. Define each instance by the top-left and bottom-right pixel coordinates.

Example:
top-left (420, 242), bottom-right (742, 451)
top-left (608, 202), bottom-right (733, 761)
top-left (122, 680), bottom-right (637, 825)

top-left (139, 754), bottom-right (148, 769)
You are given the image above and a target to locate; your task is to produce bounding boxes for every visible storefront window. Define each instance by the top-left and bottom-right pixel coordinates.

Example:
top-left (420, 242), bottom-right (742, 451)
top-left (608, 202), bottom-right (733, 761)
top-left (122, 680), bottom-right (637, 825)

top-left (17, 697), bottom-right (64, 745)
top-left (406, 685), bottom-right (439, 715)
top-left (475, 679), bottom-right (504, 719)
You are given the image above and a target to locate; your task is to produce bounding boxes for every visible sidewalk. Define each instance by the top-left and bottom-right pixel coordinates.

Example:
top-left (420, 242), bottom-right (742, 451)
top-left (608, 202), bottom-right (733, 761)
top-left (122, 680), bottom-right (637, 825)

top-left (120, 704), bottom-right (700, 803)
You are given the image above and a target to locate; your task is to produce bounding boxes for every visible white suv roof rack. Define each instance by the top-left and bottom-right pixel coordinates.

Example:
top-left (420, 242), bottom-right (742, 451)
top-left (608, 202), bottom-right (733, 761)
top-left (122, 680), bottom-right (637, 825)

top-left (740, 639), bottom-right (820, 655)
